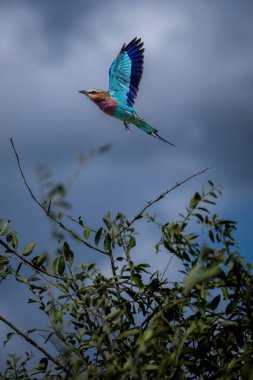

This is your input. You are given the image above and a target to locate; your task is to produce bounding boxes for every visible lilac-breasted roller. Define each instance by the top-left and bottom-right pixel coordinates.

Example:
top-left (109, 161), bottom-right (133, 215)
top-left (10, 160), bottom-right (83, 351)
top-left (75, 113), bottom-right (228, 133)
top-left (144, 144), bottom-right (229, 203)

top-left (79, 37), bottom-right (176, 146)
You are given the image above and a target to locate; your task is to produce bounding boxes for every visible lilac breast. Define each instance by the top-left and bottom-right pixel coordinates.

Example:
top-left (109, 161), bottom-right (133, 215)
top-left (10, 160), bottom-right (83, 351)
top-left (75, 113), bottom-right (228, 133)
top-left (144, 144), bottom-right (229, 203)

top-left (97, 97), bottom-right (118, 116)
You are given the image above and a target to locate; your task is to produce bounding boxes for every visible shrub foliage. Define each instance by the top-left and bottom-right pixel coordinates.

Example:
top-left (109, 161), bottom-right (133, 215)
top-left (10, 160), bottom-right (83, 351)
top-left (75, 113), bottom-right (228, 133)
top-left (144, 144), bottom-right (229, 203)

top-left (0, 178), bottom-right (252, 379)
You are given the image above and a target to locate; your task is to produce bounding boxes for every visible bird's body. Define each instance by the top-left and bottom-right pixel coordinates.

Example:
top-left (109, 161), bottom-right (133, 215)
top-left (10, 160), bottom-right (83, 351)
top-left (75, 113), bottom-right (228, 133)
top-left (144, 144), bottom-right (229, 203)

top-left (86, 91), bottom-right (118, 116)
top-left (79, 38), bottom-right (175, 146)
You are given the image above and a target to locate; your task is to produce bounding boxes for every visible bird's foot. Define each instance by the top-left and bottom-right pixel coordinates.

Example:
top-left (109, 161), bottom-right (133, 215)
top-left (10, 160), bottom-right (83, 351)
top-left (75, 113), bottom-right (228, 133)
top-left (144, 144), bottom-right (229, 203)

top-left (124, 122), bottom-right (131, 131)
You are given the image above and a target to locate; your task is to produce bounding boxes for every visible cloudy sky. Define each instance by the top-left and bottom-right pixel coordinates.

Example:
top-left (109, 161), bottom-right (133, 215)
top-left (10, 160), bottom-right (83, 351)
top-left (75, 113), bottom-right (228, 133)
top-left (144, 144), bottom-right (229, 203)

top-left (1, 0), bottom-right (253, 364)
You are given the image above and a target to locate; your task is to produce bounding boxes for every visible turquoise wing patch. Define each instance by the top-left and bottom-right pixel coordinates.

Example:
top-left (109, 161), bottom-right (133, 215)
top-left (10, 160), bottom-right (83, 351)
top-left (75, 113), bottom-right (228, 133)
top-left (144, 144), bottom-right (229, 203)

top-left (109, 37), bottom-right (144, 107)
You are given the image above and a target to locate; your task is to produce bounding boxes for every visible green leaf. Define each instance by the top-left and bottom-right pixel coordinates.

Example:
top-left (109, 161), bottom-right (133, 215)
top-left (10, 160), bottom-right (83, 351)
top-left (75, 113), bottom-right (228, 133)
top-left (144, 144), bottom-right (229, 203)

top-left (83, 227), bottom-right (91, 240)
top-left (105, 309), bottom-right (121, 321)
top-left (209, 294), bottom-right (221, 310)
top-left (116, 256), bottom-right (124, 261)
top-left (4, 332), bottom-right (15, 346)
top-left (189, 192), bottom-right (201, 209)
top-left (27, 298), bottom-right (37, 303)
top-left (184, 263), bottom-right (201, 295)
top-left (16, 275), bottom-right (28, 284)
top-left (203, 199), bottom-right (216, 205)
top-left (16, 262), bottom-right (22, 275)
top-left (197, 265), bottom-right (222, 284)
top-left (186, 321), bottom-right (197, 335)
top-left (0, 256), bottom-right (9, 266)
top-left (193, 213), bottom-right (204, 222)
top-left (37, 357), bottom-right (48, 371)
top-left (133, 275), bottom-right (144, 289)
top-left (197, 207), bottom-right (210, 213)
top-left (163, 240), bottom-right (178, 254)
top-left (6, 232), bottom-right (19, 250)
top-left (126, 236), bottom-right (136, 254)
top-left (53, 256), bottom-right (65, 275)
top-left (221, 320), bottom-right (237, 327)
top-left (185, 265), bottom-right (222, 294)
top-left (57, 283), bottom-right (69, 293)
top-left (0, 221), bottom-right (10, 236)
top-left (104, 233), bottom-right (111, 251)
top-left (11, 234), bottom-right (18, 250)
top-left (227, 357), bottom-right (237, 371)
top-left (123, 358), bottom-right (134, 371)
top-left (210, 191), bottom-right (218, 198)
top-left (222, 286), bottom-right (229, 300)
top-left (118, 328), bottom-right (140, 339)
top-left (103, 217), bottom-right (113, 231)
top-left (23, 242), bottom-right (36, 256)
top-left (62, 242), bottom-right (74, 266)
top-left (135, 263), bottom-right (151, 274)
top-left (209, 230), bottom-right (215, 243)
top-left (29, 276), bottom-right (40, 282)
top-left (57, 256), bottom-right (65, 275)
top-left (142, 328), bottom-right (154, 342)
top-left (95, 228), bottom-right (103, 245)
top-left (144, 364), bottom-right (159, 371)
top-left (35, 253), bottom-right (47, 267)
top-left (53, 257), bottom-right (59, 273)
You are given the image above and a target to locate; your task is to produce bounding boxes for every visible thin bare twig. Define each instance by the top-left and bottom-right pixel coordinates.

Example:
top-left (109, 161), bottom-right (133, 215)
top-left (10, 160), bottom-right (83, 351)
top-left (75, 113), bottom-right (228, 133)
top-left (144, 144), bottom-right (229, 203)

top-left (10, 138), bottom-right (108, 256)
top-left (161, 254), bottom-right (175, 281)
top-left (59, 212), bottom-right (98, 234)
top-left (0, 313), bottom-right (65, 370)
top-left (115, 167), bottom-right (212, 238)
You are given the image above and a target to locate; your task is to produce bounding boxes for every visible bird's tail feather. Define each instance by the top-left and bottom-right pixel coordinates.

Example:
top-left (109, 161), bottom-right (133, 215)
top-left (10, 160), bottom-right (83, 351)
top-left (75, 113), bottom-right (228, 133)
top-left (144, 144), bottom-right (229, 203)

top-left (135, 117), bottom-right (176, 147)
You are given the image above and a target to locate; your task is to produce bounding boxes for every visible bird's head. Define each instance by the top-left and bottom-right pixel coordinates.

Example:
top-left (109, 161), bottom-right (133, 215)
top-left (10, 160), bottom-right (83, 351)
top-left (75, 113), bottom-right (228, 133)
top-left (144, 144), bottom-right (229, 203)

top-left (78, 88), bottom-right (108, 102)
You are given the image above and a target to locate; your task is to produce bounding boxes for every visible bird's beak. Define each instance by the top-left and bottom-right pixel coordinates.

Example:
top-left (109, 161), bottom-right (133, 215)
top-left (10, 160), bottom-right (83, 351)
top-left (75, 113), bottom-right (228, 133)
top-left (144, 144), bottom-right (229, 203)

top-left (78, 90), bottom-right (88, 95)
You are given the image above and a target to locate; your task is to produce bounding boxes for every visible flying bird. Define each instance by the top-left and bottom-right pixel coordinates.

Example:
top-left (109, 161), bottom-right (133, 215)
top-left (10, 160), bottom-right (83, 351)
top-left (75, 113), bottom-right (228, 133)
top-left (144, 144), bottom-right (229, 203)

top-left (79, 37), bottom-right (176, 146)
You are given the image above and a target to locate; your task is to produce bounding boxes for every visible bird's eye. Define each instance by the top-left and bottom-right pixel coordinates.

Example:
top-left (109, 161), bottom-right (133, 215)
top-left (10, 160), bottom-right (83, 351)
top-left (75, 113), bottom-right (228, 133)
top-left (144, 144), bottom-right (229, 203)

top-left (90, 91), bottom-right (96, 94)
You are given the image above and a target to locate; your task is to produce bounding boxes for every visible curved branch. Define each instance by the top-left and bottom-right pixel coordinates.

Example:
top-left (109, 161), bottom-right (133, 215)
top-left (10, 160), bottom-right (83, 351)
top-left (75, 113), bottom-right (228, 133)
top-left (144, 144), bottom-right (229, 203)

top-left (0, 313), bottom-right (65, 371)
top-left (115, 167), bottom-right (212, 238)
top-left (10, 138), bottom-right (108, 256)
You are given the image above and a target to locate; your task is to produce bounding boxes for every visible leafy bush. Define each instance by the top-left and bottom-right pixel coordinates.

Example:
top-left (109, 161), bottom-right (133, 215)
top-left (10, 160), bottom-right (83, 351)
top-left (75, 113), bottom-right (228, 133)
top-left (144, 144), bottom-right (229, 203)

top-left (1, 177), bottom-right (252, 380)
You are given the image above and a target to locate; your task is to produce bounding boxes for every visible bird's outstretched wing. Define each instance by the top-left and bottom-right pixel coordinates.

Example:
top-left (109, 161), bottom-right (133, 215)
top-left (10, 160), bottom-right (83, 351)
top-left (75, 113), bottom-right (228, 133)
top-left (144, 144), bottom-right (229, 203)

top-left (109, 37), bottom-right (144, 107)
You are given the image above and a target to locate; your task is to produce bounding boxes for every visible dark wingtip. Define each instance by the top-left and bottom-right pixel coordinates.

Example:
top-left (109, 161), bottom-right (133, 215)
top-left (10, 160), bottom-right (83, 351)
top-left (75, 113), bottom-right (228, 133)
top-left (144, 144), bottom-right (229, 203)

top-left (121, 37), bottom-right (143, 52)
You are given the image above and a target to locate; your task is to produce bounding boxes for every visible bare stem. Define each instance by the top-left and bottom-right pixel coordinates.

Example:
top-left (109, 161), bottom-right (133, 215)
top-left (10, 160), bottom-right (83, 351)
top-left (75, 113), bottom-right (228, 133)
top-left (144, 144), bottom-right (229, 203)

top-left (10, 138), bottom-right (108, 256)
top-left (0, 313), bottom-right (65, 371)
top-left (116, 167), bottom-right (212, 238)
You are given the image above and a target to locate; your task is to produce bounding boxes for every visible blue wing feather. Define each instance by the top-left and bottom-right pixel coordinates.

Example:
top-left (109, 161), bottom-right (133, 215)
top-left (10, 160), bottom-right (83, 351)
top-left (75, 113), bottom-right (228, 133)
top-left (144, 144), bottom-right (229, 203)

top-left (109, 37), bottom-right (144, 107)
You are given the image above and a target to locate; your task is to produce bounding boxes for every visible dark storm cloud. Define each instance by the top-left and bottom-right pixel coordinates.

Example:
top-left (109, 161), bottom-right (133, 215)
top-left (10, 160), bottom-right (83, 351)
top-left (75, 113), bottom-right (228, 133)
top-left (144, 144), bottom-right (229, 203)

top-left (1, 0), bottom-right (252, 197)
top-left (192, 101), bottom-right (253, 187)
top-left (0, 0), bottom-right (95, 36)
top-left (0, 0), bottom-right (101, 62)
top-left (1, 0), bottom-right (252, 220)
